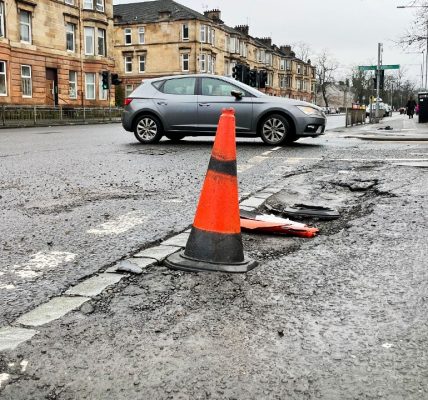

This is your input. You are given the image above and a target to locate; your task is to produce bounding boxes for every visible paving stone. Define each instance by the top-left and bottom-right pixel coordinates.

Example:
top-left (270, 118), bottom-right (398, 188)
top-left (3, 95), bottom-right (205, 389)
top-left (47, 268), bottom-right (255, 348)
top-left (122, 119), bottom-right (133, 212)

top-left (239, 197), bottom-right (266, 208)
top-left (253, 192), bottom-right (274, 200)
top-left (65, 274), bottom-right (123, 297)
top-left (16, 296), bottom-right (90, 327)
top-left (0, 327), bottom-right (38, 351)
top-left (239, 205), bottom-right (256, 212)
top-left (263, 187), bottom-right (283, 194)
top-left (162, 232), bottom-right (190, 247)
top-left (106, 258), bottom-right (155, 274)
top-left (134, 245), bottom-right (181, 261)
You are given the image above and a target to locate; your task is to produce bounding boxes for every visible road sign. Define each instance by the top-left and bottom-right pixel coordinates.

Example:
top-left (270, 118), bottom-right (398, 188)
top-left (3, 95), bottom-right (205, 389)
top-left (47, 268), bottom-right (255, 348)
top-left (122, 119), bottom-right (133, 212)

top-left (359, 64), bottom-right (400, 71)
top-left (380, 64), bottom-right (400, 70)
top-left (358, 65), bottom-right (377, 71)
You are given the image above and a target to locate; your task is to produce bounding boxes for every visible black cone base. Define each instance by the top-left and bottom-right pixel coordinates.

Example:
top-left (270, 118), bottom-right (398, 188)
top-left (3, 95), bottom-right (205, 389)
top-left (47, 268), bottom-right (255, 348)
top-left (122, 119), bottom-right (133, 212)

top-left (165, 250), bottom-right (258, 273)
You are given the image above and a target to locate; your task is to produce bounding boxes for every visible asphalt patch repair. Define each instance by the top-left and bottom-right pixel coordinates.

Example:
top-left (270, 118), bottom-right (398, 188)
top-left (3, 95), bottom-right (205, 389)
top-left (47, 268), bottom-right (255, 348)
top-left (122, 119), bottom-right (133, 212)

top-left (1, 160), bottom-right (427, 399)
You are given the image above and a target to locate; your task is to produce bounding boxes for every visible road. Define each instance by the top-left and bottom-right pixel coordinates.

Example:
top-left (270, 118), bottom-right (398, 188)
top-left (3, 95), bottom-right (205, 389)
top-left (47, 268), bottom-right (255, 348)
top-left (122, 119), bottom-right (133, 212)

top-left (1, 116), bottom-right (427, 399)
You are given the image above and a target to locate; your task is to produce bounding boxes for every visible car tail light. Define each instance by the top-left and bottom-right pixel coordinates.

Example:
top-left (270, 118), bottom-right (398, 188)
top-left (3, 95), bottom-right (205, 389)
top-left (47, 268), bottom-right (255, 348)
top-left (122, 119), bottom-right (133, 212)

top-left (124, 98), bottom-right (133, 106)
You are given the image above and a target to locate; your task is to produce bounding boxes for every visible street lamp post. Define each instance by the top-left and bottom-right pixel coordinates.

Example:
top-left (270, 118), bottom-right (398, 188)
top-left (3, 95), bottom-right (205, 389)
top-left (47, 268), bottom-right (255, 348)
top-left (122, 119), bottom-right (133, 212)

top-left (397, 5), bottom-right (428, 89)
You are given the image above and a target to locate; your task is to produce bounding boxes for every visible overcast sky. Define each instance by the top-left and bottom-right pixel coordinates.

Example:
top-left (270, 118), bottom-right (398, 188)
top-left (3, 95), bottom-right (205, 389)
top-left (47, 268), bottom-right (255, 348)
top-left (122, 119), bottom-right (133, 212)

top-left (114, 0), bottom-right (422, 84)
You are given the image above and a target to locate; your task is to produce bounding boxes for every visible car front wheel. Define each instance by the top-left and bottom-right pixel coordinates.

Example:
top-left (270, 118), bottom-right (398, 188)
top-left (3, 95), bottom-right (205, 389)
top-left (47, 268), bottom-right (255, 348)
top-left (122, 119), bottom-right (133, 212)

top-left (259, 114), bottom-right (293, 145)
top-left (134, 115), bottom-right (163, 144)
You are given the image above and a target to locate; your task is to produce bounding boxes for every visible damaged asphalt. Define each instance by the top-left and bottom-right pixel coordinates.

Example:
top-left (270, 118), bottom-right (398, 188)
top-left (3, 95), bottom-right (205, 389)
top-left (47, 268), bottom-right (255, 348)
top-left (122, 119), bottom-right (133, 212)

top-left (1, 119), bottom-right (428, 399)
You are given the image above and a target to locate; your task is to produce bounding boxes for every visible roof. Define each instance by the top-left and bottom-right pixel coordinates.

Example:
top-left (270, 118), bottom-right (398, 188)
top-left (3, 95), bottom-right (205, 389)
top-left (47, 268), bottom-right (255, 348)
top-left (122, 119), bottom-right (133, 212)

top-left (114, 0), bottom-right (211, 24)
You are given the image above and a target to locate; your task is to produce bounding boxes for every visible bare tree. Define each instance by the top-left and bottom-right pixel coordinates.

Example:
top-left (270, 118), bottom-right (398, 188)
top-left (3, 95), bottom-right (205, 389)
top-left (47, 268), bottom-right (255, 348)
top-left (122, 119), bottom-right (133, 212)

top-left (315, 50), bottom-right (339, 107)
top-left (291, 41), bottom-right (313, 62)
top-left (397, 0), bottom-right (428, 50)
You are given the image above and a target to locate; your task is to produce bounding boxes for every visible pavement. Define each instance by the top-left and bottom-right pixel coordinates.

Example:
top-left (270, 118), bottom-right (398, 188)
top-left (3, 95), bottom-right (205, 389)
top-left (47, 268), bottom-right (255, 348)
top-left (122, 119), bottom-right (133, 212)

top-left (343, 113), bottom-right (428, 142)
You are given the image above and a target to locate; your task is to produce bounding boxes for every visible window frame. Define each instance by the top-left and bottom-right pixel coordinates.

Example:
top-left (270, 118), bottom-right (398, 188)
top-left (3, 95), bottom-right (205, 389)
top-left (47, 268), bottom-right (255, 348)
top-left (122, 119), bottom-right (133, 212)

top-left (181, 53), bottom-right (189, 72)
top-left (21, 65), bottom-right (32, 98)
top-left (84, 26), bottom-right (95, 55)
top-left (85, 72), bottom-right (96, 100)
top-left (0, 2), bottom-right (5, 38)
top-left (124, 55), bottom-right (133, 73)
top-left (200, 25), bottom-right (206, 43)
top-left (0, 60), bottom-right (7, 96)
top-left (97, 27), bottom-right (106, 56)
top-left (66, 22), bottom-right (75, 52)
top-left (181, 24), bottom-right (189, 41)
top-left (65, 0), bottom-right (75, 5)
top-left (124, 28), bottom-right (132, 45)
top-left (138, 54), bottom-right (145, 73)
top-left (138, 27), bottom-right (145, 44)
top-left (199, 53), bottom-right (206, 72)
top-left (69, 70), bottom-right (77, 99)
top-left (125, 84), bottom-right (134, 98)
top-left (19, 10), bottom-right (32, 44)
top-left (83, 0), bottom-right (93, 10)
top-left (95, 0), bottom-right (104, 12)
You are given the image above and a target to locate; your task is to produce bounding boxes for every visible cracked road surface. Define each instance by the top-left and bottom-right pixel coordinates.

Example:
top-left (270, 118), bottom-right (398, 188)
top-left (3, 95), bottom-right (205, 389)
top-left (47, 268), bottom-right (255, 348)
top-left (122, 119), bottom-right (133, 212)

top-left (1, 118), bottom-right (428, 399)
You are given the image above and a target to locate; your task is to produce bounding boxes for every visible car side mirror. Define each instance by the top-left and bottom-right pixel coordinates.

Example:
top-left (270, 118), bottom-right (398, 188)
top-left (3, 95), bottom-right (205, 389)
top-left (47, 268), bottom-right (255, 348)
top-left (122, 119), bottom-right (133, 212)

top-left (231, 90), bottom-right (243, 100)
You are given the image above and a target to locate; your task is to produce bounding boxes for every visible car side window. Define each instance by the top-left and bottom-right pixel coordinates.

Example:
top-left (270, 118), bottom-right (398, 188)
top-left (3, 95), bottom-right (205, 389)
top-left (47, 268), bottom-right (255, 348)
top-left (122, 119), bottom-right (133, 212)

top-left (201, 78), bottom-right (246, 97)
top-left (161, 77), bottom-right (196, 95)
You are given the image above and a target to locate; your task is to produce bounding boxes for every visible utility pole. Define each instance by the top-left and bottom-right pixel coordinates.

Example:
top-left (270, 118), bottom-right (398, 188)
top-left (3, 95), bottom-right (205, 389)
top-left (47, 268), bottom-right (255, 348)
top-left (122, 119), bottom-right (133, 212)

top-left (375, 43), bottom-right (383, 121)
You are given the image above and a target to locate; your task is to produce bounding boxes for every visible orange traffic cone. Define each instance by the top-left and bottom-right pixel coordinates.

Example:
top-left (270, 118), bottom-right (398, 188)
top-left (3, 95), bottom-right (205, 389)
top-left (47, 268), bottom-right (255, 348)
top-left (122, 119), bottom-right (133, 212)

top-left (165, 108), bottom-right (258, 273)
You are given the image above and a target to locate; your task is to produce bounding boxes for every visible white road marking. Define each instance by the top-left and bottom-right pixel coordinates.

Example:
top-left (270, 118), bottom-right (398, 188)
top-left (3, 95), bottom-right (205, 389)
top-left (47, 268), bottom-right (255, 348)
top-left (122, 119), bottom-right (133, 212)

top-left (12, 251), bottom-right (76, 279)
top-left (237, 164), bottom-right (254, 173)
top-left (87, 211), bottom-right (146, 235)
top-left (272, 146), bottom-right (282, 151)
top-left (247, 155), bottom-right (269, 164)
top-left (0, 284), bottom-right (16, 290)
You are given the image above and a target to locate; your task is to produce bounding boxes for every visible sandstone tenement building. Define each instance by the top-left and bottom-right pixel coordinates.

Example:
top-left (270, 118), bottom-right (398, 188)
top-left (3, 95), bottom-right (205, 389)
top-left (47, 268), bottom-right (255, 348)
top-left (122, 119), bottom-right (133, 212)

top-left (0, 0), bottom-right (316, 106)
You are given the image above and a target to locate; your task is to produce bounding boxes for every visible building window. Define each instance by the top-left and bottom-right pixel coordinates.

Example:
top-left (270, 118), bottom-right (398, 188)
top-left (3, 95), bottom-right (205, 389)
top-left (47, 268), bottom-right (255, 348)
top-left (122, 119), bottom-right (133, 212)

top-left (286, 60), bottom-right (291, 70)
top-left (21, 65), bottom-right (32, 97)
top-left (124, 56), bottom-right (132, 73)
top-left (83, 0), bottom-right (93, 9)
top-left (99, 73), bottom-right (107, 100)
top-left (267, 73), bottom-right (273, 87)
top-left (0, 61), bottom-right (6, 96)
top-left (211, 29), bottom-right (215, 46)
top-left (125, 84), bottom-right (133, 97)
top-left (182, 24), bottom-right (188, 41)
top-left (84, 27), bottom-right (95, 55)
top-left (138, 27), bottom-right (145, 44)
top-left (224, 59), bottom-right (229, 76)
top-left (199, 53), bottom-right (206, 72)
top-left (124, 28), bottom-right (131, 45)
top-left (0, 2), bottom-right (5, 38)
top-left (297, 64), bottom-right (302, 74)
top-left (95, 0), bottom-right (104, 12)
top-left (69, 71), bottom-right (77, 99)
top-left (20, 10), bottom-right (31, 43)
top-left (138, 55), bottom-right (145, 73)
top-left (200, 25), bottom-right (206, 43)
top-left (66, 23), bottom-right (75, 52)
top-left (65, 0), bottom-right (75, 5)
top-left (85, 72), bottom-right (95, 99)
top-left (181, 53), bottom-right (189, 71)
top-left (98, 28), bottom-right (106, 56)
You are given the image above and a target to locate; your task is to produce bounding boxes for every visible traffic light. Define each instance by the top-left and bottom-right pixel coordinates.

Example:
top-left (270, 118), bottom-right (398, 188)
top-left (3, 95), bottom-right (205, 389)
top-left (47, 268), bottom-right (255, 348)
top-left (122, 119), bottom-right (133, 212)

top-left (242, 65), bottom-right (250, 85)
top-left (232, 64), bottom-right (243, 82)
top-left (259, 70), bottom-right (268, 89)
top-left (373, 76), bottom-right (377, 88)
top-left (101, 71), bottom-right (110, 90)
top-left (249, 69), bottom-right (258, 87)
top-left (111, 73), bottom-right (122, 86)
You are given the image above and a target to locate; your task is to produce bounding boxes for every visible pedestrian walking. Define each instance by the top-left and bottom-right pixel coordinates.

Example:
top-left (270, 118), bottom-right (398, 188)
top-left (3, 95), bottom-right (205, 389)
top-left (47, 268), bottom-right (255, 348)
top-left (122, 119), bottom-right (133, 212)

top-left (406, 96), bottom-right (417, 119)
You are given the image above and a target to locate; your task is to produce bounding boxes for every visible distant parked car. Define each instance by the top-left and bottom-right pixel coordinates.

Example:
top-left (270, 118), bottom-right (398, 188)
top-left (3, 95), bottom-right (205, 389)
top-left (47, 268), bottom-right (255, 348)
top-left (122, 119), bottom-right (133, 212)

top-left (366, 103), bottom-right (386, 118)
top-left (122, 74), bottom-right (326, 146)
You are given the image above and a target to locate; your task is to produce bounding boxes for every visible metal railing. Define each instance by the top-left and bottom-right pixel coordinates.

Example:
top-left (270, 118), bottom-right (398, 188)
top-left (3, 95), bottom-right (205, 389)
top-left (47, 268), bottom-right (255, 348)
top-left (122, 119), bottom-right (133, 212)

top-left (346, 108), bottom-right (366, 127)
top-left (0, 105), bottom-right (123, 127)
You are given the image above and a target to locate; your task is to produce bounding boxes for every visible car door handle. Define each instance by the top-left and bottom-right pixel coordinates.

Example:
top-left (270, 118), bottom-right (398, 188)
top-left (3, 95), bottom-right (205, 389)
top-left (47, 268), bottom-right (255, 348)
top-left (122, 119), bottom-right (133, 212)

top-left (199, 103), bottom-right (210, 107)
top-left (157, 101), bottom-right (168, 106)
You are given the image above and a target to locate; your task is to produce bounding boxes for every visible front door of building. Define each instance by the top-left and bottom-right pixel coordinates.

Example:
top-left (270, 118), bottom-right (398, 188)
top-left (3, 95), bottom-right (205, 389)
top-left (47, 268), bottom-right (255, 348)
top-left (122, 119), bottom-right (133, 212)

top-left (46, 68), bottom-right (58, 106)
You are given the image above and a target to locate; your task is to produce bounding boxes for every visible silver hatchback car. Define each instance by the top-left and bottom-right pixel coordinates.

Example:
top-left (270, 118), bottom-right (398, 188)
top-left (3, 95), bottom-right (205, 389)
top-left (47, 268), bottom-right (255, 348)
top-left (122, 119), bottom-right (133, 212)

top-left (122, 74), bottom-right (326, 146)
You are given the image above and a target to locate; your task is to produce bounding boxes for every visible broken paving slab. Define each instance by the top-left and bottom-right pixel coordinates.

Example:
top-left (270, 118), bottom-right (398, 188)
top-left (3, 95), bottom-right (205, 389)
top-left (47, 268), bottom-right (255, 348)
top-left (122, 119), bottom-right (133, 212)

top-left (65, 273), bottom-right (124, 297)
top-left (262, 187), bottom-right (283, 194)
top-left (0, 327), bottom-right (38, 352)
top-left (239, 197), bottom-right (266, 209)
top-left (106, 258), bottom-right (156, 274)
top-left (134, 245), bottom-right (181, 261)
top-left (162, 232), bottom-right (190, 247)
top-left (239, 205), bottom-right (257, 212)
top-left (253, 191), bottom-right (274, 200)
top-left (16, 296), bottom-right (90, 327)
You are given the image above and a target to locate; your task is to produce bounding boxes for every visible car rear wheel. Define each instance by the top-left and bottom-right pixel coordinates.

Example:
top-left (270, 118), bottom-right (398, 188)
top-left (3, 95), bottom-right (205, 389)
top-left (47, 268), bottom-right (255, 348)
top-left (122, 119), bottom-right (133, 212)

top-left (134, 115), bottom-right (163, 144)
top-left (259, 114), bottom-right (292, 145)
top-left (165, 134), bottom-right (185, 142)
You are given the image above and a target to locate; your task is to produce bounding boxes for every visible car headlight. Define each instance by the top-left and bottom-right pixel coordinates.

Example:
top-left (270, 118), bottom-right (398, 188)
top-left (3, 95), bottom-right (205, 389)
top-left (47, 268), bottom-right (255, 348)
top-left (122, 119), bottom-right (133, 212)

top-left (296, 106), bottom-right (324, 117)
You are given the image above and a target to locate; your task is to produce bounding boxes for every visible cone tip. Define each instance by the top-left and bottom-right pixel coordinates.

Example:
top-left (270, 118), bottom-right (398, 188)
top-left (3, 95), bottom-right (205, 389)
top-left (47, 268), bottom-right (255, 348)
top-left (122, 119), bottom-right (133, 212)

top-left (222, 108), bottom-right (235, 116)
